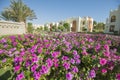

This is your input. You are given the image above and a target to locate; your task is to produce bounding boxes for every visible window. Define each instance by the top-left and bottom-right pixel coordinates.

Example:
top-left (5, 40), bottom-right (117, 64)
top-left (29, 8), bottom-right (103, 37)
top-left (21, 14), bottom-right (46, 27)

top-left (109, 25), bottom-right (115, 32)
top-left (111, 15), bottom-right (116, 22)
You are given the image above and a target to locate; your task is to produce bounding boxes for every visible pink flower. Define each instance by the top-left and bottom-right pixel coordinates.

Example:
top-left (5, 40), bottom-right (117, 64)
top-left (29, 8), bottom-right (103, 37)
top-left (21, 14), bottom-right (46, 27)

top-left (70, 58), bottom-right (75, 64)
top-left (16, 72), bottom-right (25, 80)
top-left (92, 55), bottom-right (96, 59)
top-left (14, 65), bottom-right (20, 72)
top-left (66, 72), bottom-right (73, 80)
top-left (32, 57), bottom-right (38, 63)
top-left (31, 64), bottom-right (39, 72)
top-left (20, 51), bottom-right (25, 56)
top-left (62, 56), bottom-right (69, 61)
top-left (52, 51), bottom-right (60, 58)
top-left (2, 58), bottom-right (6, 63)
top-left (99, 58), bottom-right (107, 66)
top-left (103, 51), bottom-right (110, 57)
top-left (33, 71), bottom-right (41, 80)
top-left (82, 49), bottom-right (88, 56)
top-left (0, 49), bottom-right (3, 54)
top-left (53, 58), bottom-right (59, 68)
top-left (101, 68), bottom-right (107, 74)
top-left (46, 58), bottom-right (53, 67)
top-left (116, 73), bottom-right (120, 80)
top-left (63, 62), bottom-right (70, 70)
top-left (72, 66), bottom-right (78, 73)
top-left (38, 47), bottom-right (42, 53)
top-left (104, 44), bottom-right (109, 51)
top-left (73, 50), bottom-right (77, 55)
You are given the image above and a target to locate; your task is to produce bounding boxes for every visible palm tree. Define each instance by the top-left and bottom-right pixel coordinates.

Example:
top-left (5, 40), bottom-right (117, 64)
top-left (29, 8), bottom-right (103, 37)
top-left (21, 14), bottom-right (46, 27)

top-left (0, 0), bottom-right (36, 32)
top-left (0, 9), bottom-right (12, 21)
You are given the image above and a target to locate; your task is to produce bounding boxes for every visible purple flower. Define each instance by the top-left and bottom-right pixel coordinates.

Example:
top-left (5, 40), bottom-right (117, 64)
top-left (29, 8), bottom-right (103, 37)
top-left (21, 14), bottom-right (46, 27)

top-left (72, 66), bottom-right (78, 73)
top-left (30, 48), bottom-right (35, 53)
top-left (38, 47), bottom-right (42, 53)
top-left (0, 49), bottom-right (3, 54)
top-left (13, 42), bottom-right (18, 46)
top-left (20, 51), bottom-right (25, 56)
top-left (10, 48), bottom-right (16, 52)
top-left (103, 51), bottom-right (110, 57)
top-left (75, 59), bottom-right (81, 64)
top-left (107, 61), bottom-right (114, 70)
top-left (31, 64), bottom-right (39, 72)
top-left (74, 54), bottom-right (80, 59)
top-left (4, 44), bottom-right (8, 48)
top-left (62, 56), bottom-right (69, 61)
top-left (53, 58), bottom-right (59, 68)
top-left (33, 71), bottom-right (41, 80)
top-left (14, 57), bottom-right (22, 62)
top-left (63, 62), bottom-right (70, 70)
top-left (73, 50), bottom-right (78, 55)
top-left (95, 43), bottom-right (101, 51)
top-left (25, 60), bottom-right (32, 67)
top-left (88, 70), bottom-right (96, 78)
top-left (32, 57), bottom-right (39, 63)
top-left (40, 65), bottom-right (49, 74)
top-left (70, 58), bottom-right (75, 64)
top-left (2, 58), bottom-right (6, 63)
top-left (82, 49), bottom-right (88, 56)
top-left (46, 58), bottom-right (53, 67)
top-left (1, 38), bottom-right (7, 43)
top-left (66, 72), bottom-right (73, 80)
top-left (16, 72), bottom-right (25, 80)
top-left (52, 51), bottom-right (60, 58)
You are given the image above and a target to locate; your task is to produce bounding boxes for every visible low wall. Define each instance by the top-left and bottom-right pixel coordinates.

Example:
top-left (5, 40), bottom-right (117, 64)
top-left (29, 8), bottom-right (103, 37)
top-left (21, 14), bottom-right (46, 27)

top-left (0, 21), bottom-right (26, 35)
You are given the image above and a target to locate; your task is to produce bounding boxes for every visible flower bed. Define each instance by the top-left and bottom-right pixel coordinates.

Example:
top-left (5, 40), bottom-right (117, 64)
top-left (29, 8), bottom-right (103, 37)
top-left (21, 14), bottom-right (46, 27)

top-left (0, 33), bottom-right (120, 80)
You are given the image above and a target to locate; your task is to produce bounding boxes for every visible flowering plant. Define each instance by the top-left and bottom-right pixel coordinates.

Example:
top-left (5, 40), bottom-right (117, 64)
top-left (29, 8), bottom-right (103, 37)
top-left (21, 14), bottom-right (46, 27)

top-left (0, 33), bottom-right (120, 80)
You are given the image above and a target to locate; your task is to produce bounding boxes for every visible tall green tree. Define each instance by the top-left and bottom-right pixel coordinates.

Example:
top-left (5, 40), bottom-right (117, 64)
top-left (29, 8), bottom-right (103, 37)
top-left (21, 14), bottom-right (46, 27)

top-left (44, 26), bottom-right (49, 31)
top-left (93, 21), bottom-right (97, 29)
top-left (0, 0), bottom-right (36, 32)
top-left (27, 23), bottom-right (34, 33)
top-left (93, 21), bottom-right (105, 32)
top-left (97, 23), bottom-right (105, 32)
top-left (63, 23), bottom-right (70, 31)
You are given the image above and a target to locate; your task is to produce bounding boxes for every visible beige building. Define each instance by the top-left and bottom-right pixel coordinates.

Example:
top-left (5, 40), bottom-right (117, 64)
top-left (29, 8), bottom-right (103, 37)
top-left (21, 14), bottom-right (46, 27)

top-left (0, 21), bottom-right (26, 35)
top-left (65, 16), bottom-right (93, 32)
top-left (104, 6), bottom-right (120, 34)
top-left (34, 16), bottom-right (93, 32)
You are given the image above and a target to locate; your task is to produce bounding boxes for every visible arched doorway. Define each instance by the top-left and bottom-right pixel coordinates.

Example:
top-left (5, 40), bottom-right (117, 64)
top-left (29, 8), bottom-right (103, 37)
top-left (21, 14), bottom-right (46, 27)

top-left (71, 20), bottom-right (76, 32)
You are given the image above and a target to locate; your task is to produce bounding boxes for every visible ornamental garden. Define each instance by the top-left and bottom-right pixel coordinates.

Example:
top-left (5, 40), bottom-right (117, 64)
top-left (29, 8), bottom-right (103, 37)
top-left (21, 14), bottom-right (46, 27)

top-left (0, 32), bottom-right (120, 80)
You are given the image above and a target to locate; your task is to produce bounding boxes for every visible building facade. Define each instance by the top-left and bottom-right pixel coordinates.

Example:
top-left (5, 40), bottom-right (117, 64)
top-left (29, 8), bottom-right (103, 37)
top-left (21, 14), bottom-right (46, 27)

top-left (34, 16), bottom-right (93, 32)
top-left (0, 21), bottom-right (26, 35)
top-left (104, 6), bottom-right (120, 34)
top-left (65, 16), bottom-right (93, 32)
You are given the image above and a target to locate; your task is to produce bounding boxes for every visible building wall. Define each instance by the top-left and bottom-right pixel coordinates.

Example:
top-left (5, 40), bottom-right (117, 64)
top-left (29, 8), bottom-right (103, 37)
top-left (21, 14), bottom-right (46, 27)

top-left (0, 21), bottom-right (26, 35)
top-left (33, 16), bottom-right (93, 32)
top-left (105, 6), bottom-right (120, 34)
top-left (65, 16), bottom-right (93, 32)
top-left (80, 17), bottom-right (93, 32)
